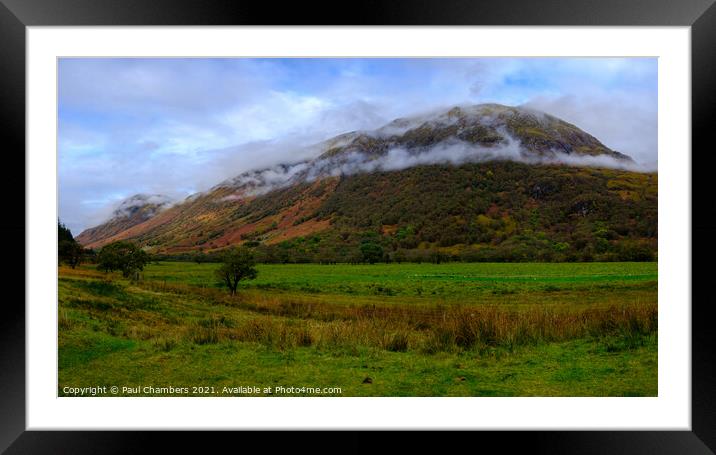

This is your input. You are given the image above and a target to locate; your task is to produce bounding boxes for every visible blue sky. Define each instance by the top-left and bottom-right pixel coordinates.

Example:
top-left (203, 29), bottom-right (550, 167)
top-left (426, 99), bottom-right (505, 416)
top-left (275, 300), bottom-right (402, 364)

top-left (59, 57), bottom-right (658, 234)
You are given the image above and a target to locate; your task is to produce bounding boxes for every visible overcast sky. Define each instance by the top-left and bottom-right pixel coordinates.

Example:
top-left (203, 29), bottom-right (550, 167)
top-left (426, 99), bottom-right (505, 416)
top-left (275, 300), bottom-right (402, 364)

top-left (59, 57), bottom-right (657, 235)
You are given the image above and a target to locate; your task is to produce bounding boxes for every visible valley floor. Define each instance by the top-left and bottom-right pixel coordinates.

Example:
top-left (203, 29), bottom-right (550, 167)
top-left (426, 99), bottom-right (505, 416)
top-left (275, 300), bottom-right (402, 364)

top-left (58, 262), bottom-right (657, 397)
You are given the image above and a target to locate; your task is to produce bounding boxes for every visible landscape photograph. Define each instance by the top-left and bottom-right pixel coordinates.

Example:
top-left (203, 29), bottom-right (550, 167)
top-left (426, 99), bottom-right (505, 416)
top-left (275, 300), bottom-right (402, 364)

top-left (58, 57), bottom-right (657, 397)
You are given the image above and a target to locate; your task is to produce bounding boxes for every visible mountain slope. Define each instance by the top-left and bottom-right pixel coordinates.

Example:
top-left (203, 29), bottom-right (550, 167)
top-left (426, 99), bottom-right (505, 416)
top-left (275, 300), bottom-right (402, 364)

top-left (77, 104), bottom-right (656, 261)
top-left (76, 194), bottom-right (173, 246)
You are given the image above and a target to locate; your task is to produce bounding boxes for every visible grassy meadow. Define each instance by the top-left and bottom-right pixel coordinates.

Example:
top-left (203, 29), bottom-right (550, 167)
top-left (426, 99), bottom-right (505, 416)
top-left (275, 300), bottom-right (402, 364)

top-left (58, 261), bottom-right (657, 397)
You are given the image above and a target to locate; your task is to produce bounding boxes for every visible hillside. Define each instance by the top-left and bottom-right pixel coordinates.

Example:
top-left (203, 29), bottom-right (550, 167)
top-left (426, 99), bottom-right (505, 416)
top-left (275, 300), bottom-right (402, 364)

top-left (76, 194), bottom-right (173, 246)
top-left (77, 104), bottom-right (657, 262)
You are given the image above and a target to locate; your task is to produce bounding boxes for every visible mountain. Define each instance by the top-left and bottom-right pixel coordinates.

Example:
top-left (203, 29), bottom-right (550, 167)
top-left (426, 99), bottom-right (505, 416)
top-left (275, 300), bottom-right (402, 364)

top-left (77, 104), bottom-right (657, 262)
top-left (76, 194), bottom-right (173, 246)
top-left (211, 103), bottom-right (633, 199)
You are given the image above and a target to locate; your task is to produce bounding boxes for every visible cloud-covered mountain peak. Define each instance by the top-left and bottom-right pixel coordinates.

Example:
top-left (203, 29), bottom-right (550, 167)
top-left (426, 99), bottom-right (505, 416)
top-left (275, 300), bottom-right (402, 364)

top-left (112, 194), bottom-right (174, 219)
top-left (212, 103), bottom-right (636, 201)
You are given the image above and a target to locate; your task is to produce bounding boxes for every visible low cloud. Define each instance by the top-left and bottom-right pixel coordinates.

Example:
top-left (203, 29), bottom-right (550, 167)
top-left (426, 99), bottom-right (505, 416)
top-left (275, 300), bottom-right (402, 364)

top-left (213, 132), bottom-right (646, 203)
top-left (112, 194), bottom-right (175, 218)
top-left (522, 94), bottom-right (657, 169)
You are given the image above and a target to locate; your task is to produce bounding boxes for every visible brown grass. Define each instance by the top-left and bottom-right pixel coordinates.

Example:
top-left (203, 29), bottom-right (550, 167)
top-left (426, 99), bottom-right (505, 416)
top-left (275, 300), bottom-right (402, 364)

top-left (61, 268), bottom-right (657, 354)
top-left (158, 277), bottom-right (657, 353)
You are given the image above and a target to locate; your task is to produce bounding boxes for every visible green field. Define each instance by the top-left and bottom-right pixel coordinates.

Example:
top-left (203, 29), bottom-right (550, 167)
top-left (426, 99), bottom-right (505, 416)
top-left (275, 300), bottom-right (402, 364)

top-left (144, 261), bottom-right (657, 294)
top-left (58, 261), bottom-right (657, 397)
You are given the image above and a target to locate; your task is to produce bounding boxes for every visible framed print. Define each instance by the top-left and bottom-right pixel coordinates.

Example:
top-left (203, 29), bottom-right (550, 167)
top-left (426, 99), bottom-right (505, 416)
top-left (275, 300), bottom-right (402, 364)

top-left (3, 0), bottom-right (716, 452)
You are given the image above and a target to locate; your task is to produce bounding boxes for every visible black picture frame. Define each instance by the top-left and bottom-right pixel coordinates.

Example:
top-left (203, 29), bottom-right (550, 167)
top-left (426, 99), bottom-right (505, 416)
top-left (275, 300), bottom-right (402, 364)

top-left (2, 0), bottom-right (715, 452)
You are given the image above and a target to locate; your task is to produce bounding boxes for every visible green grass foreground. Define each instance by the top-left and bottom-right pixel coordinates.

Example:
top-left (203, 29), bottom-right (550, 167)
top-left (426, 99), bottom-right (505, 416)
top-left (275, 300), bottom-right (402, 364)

top-left (58, 262), bottom-right (657, 397)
